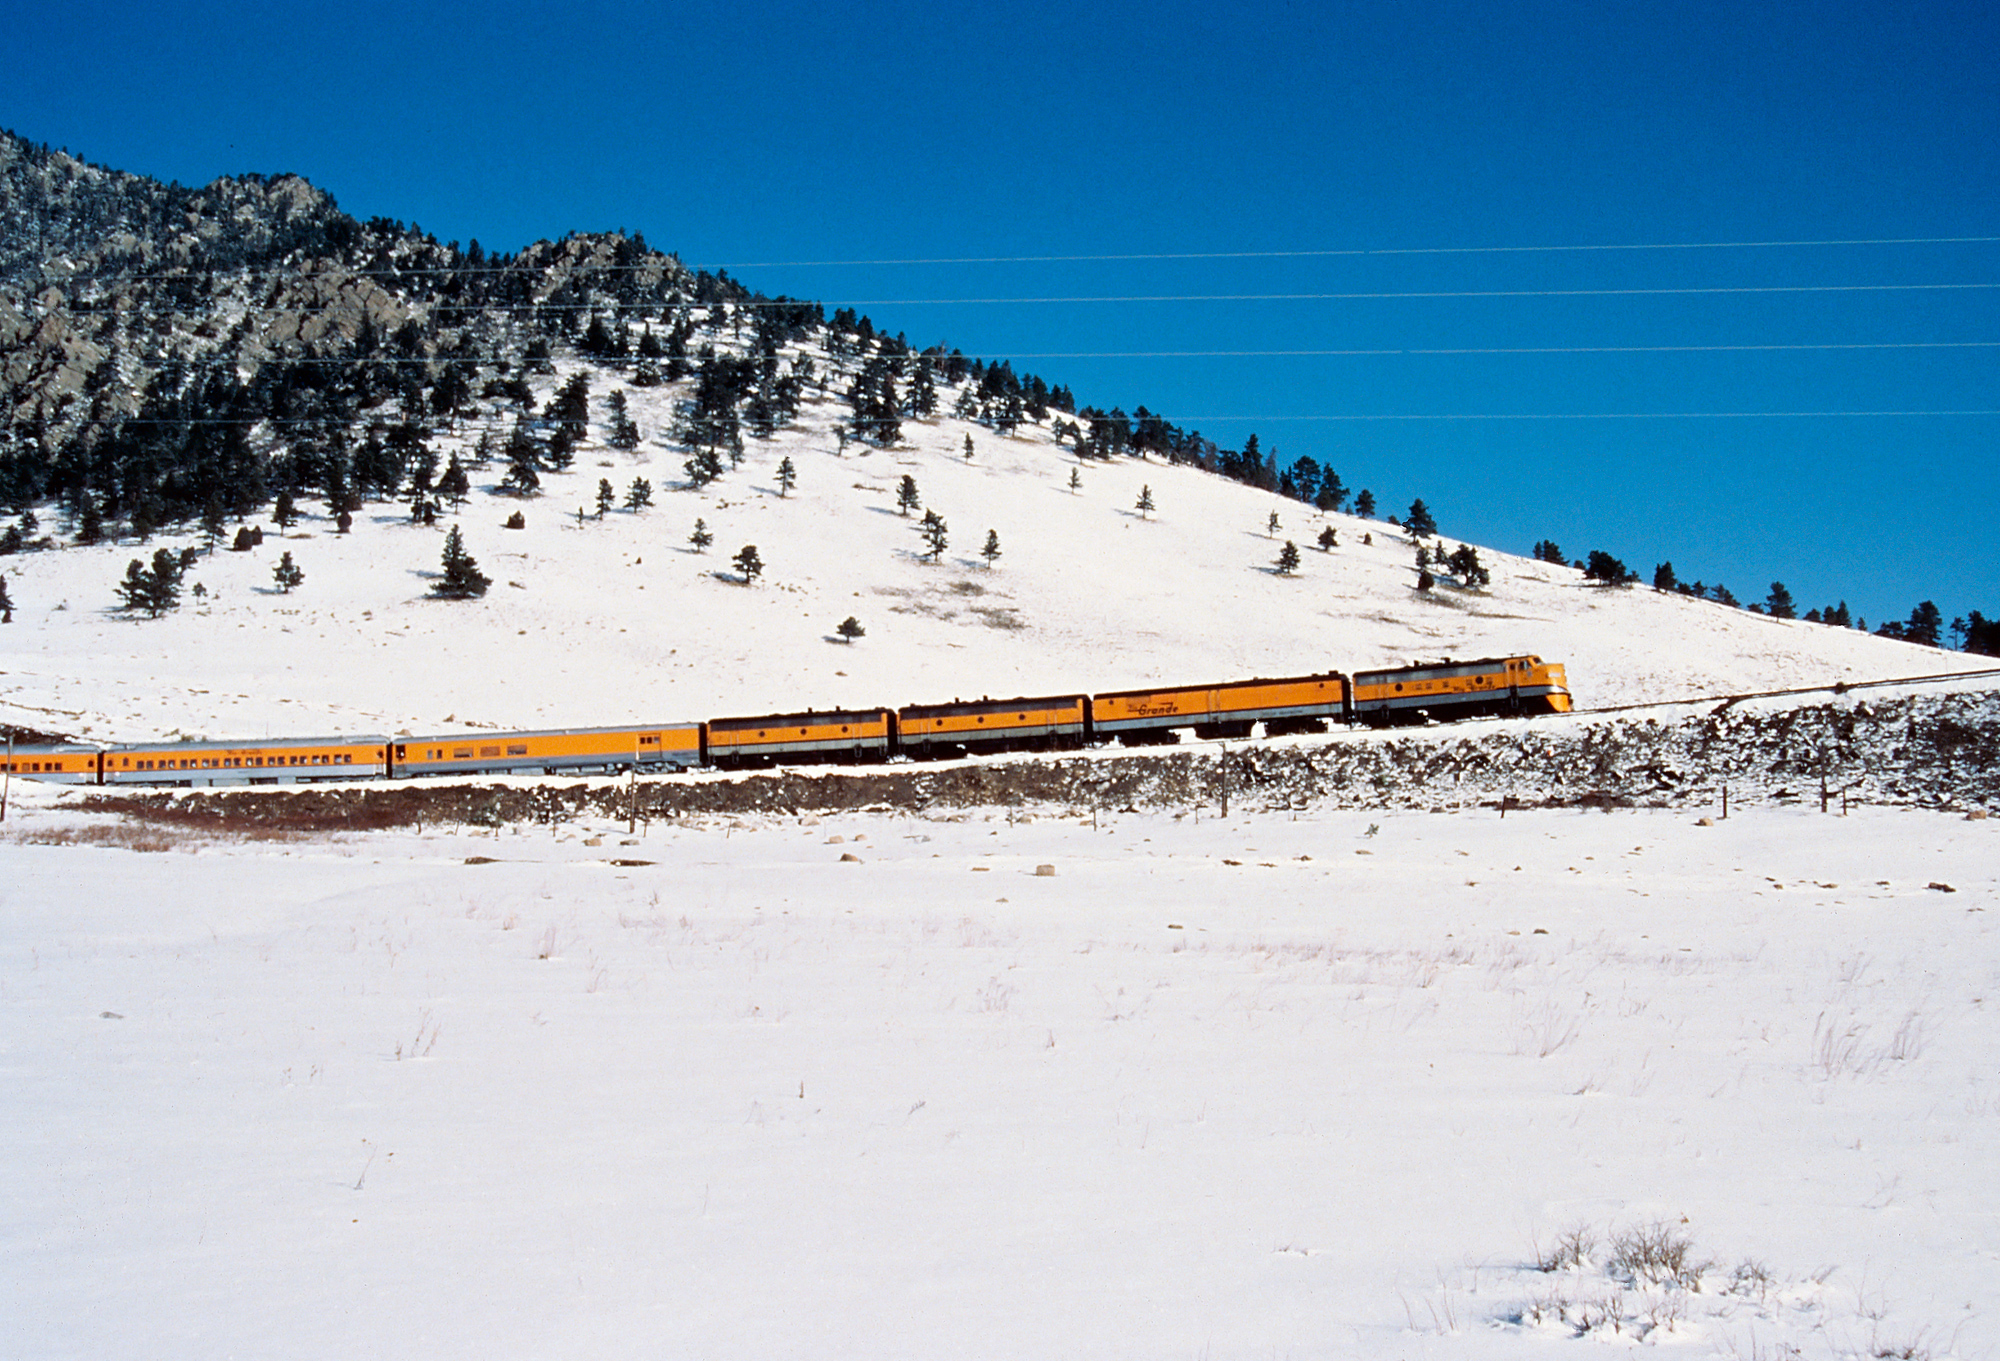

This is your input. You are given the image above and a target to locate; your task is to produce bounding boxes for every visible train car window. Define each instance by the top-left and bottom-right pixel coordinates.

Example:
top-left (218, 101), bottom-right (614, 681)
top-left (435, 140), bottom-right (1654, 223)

top-left (479, 746), bottom-right (499, 758)
top-left (506, 744), bottom-right (527, 757)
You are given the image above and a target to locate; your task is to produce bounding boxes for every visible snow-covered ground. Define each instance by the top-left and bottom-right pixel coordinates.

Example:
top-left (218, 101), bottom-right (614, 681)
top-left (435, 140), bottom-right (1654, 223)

top-left (3, 343), bottom-right (1994, 1359)
top-left (0, 353), bottom-right (1982, 747)
top-left (3, 791), bottom-right (1994, 1359)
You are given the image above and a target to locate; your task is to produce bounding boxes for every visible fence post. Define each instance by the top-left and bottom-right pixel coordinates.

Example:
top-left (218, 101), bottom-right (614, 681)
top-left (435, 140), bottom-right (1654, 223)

top-left (1721, 784), bottom-right (1728, 820)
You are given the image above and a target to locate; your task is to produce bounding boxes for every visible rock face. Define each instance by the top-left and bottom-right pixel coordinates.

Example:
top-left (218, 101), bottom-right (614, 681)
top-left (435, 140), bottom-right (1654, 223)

top-left (0, 127), bottom-right (702, 507)
top-left (81, 687), bottom-right (2000, 832)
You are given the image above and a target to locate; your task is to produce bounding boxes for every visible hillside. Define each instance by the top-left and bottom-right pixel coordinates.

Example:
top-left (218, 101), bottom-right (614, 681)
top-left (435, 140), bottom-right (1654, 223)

top-left (0, 351), bottom-right (1985, 747)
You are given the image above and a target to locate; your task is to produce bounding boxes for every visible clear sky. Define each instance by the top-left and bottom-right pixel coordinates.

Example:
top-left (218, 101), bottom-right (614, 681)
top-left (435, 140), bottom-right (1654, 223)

top-left (11, 0), bottom-right (1996, 631)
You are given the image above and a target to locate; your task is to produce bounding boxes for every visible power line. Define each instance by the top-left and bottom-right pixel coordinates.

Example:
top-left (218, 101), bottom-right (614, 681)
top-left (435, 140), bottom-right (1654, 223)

top-left (702, 235), bottom-right (2000, 269)
top-left (976, 341), bottom-right (2000, 358)
top-left (25, 236), bottom-right (2000, 287)
top-left (805, 283), bottom-right (2000, 306)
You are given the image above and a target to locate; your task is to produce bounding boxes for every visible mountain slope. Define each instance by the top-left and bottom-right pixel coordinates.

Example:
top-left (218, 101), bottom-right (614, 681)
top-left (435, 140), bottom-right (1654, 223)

top-left (0, 349), bottom-right (1982, 745)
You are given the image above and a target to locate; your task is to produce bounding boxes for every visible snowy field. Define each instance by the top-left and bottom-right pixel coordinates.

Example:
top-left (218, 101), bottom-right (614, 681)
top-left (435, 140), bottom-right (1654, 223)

top-left (4, 791), bottom-right (1994, 1360)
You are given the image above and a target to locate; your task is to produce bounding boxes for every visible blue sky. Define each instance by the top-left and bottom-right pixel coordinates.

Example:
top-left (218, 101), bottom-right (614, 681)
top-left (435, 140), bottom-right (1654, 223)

top-left (12, 0), bottom-right (1997, 631)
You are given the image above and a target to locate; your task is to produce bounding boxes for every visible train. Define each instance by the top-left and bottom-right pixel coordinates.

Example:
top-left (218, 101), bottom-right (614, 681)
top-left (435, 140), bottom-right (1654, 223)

top-left (2, 655), bottom-right (1571, 788)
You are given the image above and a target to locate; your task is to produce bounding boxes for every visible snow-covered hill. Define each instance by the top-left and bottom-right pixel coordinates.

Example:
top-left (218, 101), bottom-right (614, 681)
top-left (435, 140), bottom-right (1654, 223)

top-left (0, 348), bottom-right (1981, 747)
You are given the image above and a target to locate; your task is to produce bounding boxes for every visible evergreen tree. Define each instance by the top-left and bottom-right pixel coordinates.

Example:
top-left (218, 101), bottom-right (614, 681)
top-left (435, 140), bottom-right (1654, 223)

top-left (1584, 550), bottom-right (1634, 584)
top-left (920, 509), bottom-right (948, 561)
top-left (1267, 511), bottom-right (1281, 537)
top-left (116, 548), bottom-right (185, 617)
top-left (1274, 540), bottom-right (1301, 575)
top-left (837, 615), bottom-right (865, 643)
top-left (1314, 469), bottom-right (1347, 512)
top-left (625, 477), bottom-right (653, 512)
top-left (1533, 540), bottom-right (1568, 565)
top-left (1957, 611), bottom-right (1999, 656)
top-left (607, 389), bottom-right (640, 450)
top-left (1354, 489), bottom-right (1376, 518)
top-left (76, 497), bottom-right (104, 547)
top-left (0, 573), bottom-right (12, 622)
top-left (689, 518), bottom-right (713, 552)
top-left (896, 474), bottom-right (921, 516)
top-left (1068, 467), bottom-right (1082, 494)
top-left (684, 446), bottom-right (724, 489)
top-left (272, 551), bottom-right (304, 594)
top-left (596, 478), bottom-right (616, 518)
top-left (438, 454), bottom-right (470, 509)
top-left (273, 489), bottom-right (297, 530)
top-left (1135, 485), bottom-right (1154, 519)
top-left (201, 496), bottom-right (227, 554)
top-left (1317, 526), bottom-right (1339, 551)
top-left (1653, 561), bottom-right (1678, 591)
top-left (1404, 498), bottom-right (1438, 538)
top-left (431, 526), bottom-right (491, 599)
top-left (981, 529), bottom-right (1002, 567)
top-left (732, 543), bottom-right (763, 583)
top-left (1765, 582), bottom-right (1797, 619)
top-left (963, 433), bottom-right (975, 461)
top-left (775, 456), bottom-right (796, 497)
top-left (1445, 543), bottom-right (1491, 587)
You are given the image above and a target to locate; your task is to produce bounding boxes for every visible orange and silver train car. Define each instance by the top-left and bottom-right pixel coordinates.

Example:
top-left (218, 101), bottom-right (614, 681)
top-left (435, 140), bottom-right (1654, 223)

top-left (101, 736), bottom-right (390, 785)
top-left (704, 708), bottom-right (893, 768)
top-left (390, 724), bottom-right (701, 778)
top-left (1091, 671), bottom-right (1348, 744)
top-left (895, 693), bottom-right (1088, 758)
top-left (1350, 655), bottom-right (1571, 726)
top-left (0, 744), bottom-right (102, 785)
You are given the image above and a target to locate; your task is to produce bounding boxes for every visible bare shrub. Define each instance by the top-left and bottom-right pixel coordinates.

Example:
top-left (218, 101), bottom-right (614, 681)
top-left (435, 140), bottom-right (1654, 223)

top-left (1535, 1223), bottom-right (1596, 1273)
top-left (1608, 1221), bottom-right (1707, 1289)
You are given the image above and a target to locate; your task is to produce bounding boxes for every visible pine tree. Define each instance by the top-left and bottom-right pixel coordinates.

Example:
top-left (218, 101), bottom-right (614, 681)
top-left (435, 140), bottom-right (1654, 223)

top-left (689, 518), bottom-right (713, 552)
top-left (920, 509), bottom-right (948, 561)
top-left (625, 478), bottom-right (653, 512)
top-left (1274, 540), bottom-right (1301, 575)
top-left (1354, 489), bottom-right (1376, 519)
top-left (596, 479), bottom-right (616, 518)
top-left (732, 544), bottom-right (763, 583)
top-left (684, 446), bottom-right (724, 489)
top-left (116, 548), bottom-right (185, 617)
top-left (1445, 543), bottom-right (1491, 587)
top-left (431, 526), bottom-right (491, 599)
top-left (1584, 550), bottom-right (1633, 585)
top-left (981, 529), bottom-right (1002, 567)
top-left (1068, 467), bottom-right (1081, 495)
top-left (1135, 485), bottom-right (1154, 519)
top-left (1765, 582), bottom-right (1796, 619)
top-left (836, 615), bottom-right (865, 643)
top-left (438, 454), bottom-right (470, 509)
top-left (775, 456), bottom-right (796, 497)
top-left (1533, 540), bottom-right (1568, 565)
top-left (0, 573), bottom-right (12, 623)
top-left (1404, 498), bottom-right (1438, 538)
top-left (201, 496), bottom-right (226, 554)
top-left (607, 389), bottom-right (640, 450)
top-left (963, 434), bottom-right (975, 461)
top-left (272, 489), bottom-right (297, 530)
top-left (1653, 561), bottom-right (1678, 591)
top-left (896, 474), bottom-right (920, 516)
top-left (1317, 526), bottom-right (1338, 551)
top-left (272, 551), bottom-right (304, 594)
top-left (1267, 511), bottom-right (1281, 537)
